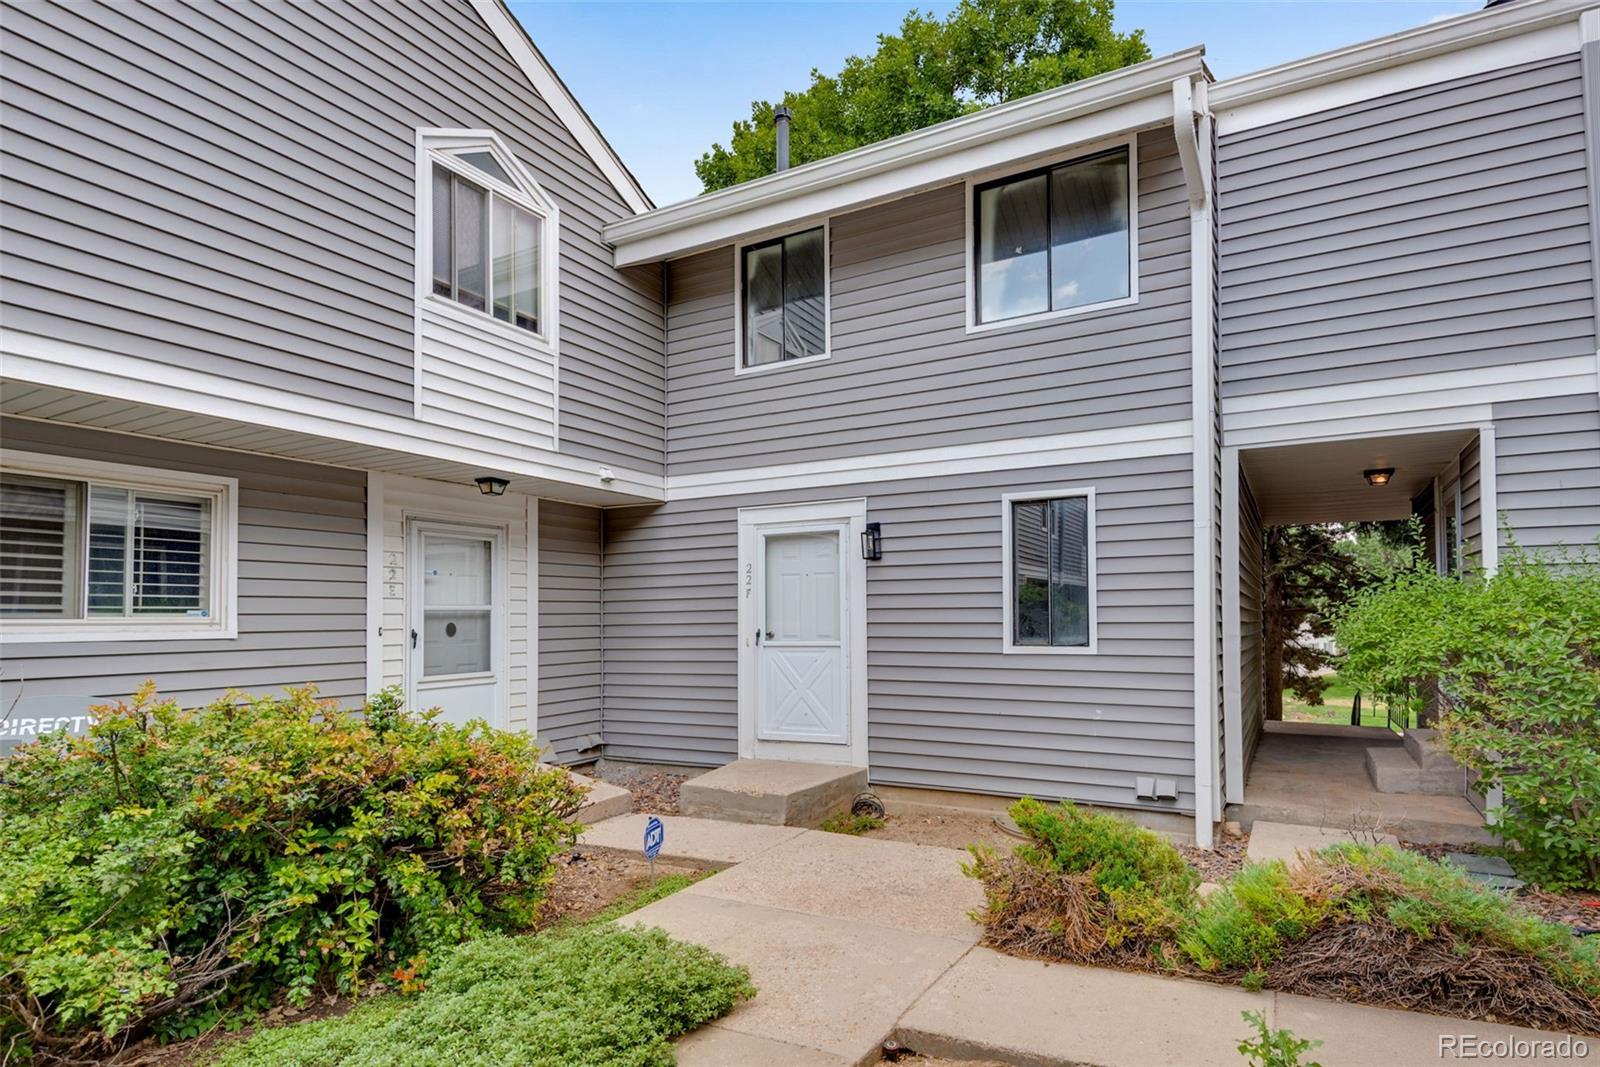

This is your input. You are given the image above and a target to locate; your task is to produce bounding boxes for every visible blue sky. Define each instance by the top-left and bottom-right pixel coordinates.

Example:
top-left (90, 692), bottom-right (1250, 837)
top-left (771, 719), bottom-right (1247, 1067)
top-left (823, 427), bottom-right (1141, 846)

top-left (511, 1), bottom-right (1480, 206)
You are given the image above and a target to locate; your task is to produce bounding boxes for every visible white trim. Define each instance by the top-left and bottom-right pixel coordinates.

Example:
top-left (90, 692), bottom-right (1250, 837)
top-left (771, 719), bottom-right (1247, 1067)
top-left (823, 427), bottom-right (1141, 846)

top-left (736, 498), bottom-right (869, 767)
top-left (526, 494), bottom-right (539, 738)
top-left (1478, 424), bottom-right (1499, 576)
top-left (666, 419), bottom-right (1193, 501)
top-left (731, 221), bottom-right (832, 376)
top-left (1220, 447), bottom-right (1244, 807)
top-left (1212, 0), bottom-right (1587, 135)
top-left (405, 518), bottom-right (510, 731)
top-left (470, 0), bottom-right (651, 214)
top-left (0, 450), bottom-right (238, 644)
top-left (604, 49), bottom-right (1206, 266)
top-left (366, 470), bottom-right (386, 696)
top-left (2, 332), bottom-right (661, 501)
top-left (963, 133), bottom-right (1140, 335)
top-left (999, 487), bottom-right (1098, 656)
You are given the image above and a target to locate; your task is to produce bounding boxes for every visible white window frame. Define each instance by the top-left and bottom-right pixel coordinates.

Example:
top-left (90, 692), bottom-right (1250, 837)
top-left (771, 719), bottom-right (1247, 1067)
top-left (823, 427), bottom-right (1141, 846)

top-left (732, 219), bottom-right (831, 377)
top-left (415, 128), bottom-right (561, 357)
top-left (964, 132), bottom-right (1139, 335)
top-left (0, 451), bottom-right (238, 643)
top-left (1000, 486), bottom-right (1098, 655)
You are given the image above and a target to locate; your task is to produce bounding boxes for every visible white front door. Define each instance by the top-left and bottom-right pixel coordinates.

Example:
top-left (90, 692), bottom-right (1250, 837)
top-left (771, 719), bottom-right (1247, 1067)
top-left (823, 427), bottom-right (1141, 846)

top-left (757, 528), bottom-right (847, 743)
top-left (408, 522), bottom-right (505, 728)
top-left (737, 498), bottom-right (867, 766)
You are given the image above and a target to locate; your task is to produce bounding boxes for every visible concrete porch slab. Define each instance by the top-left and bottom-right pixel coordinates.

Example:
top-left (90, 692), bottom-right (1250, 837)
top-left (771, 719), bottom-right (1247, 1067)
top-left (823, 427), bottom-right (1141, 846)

top-left (895, 946), bottom-right (1269, 1067)
top-left (674, 1025), bottom-right (853, 1066)
top-left (625, 890), bottom-right (972, 1062)
top-left (678, 758), bottom-right (868, 825)
top-left (561, 767), bottom-right (632, 824)
top-left (685, 829), bottom-right (984, 942)
top-left (1245, 820), bottom-right (1398, 865)
top-left (580, 813), bottom-right (805, 866)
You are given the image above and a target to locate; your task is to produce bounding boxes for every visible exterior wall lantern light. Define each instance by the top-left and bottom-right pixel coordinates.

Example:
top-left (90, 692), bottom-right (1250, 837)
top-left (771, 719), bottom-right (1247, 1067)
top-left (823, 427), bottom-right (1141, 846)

top-left (861, 521), bottom-right (883, 561)
top-left (475, 475), bottom-right (510, 496)
top-left (1363, 468), bottom-right (1395, 487)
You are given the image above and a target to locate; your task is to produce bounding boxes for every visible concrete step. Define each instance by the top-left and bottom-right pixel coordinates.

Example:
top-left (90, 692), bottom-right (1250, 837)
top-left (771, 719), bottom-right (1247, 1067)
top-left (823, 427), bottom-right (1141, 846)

top-left (1365, 746), bottom-right (1470, 796)
top-left (566, 768), bottom-right (633, 824)
top-left (678, 759), bottom-right (867, 826)
top-left (1402, 727), bottom-right (1463, 773)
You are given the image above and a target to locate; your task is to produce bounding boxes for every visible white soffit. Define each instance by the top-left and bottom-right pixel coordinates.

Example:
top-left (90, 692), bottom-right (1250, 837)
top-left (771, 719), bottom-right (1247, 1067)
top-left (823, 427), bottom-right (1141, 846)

top-left (604, 47), bottom-right (1208, 267)
top-left (1212, 0), bottom-right (1590, 135)
top-left (1241, 428), bottom-right (1477, 526)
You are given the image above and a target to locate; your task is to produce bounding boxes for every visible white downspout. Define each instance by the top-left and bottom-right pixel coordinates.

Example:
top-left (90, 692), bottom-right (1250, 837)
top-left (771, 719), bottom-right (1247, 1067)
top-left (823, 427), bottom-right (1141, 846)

top-left (1174, 75), bottom-right (1218, 848)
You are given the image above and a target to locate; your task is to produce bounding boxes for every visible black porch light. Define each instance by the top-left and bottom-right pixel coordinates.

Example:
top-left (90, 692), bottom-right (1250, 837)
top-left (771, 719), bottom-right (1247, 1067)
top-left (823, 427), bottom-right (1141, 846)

top-left (861, 522), bottom-right (883, 561)
top-left (1363, 468), bottom-right (1395, 487)
top-left (475, 475), bottom-right (510, 496)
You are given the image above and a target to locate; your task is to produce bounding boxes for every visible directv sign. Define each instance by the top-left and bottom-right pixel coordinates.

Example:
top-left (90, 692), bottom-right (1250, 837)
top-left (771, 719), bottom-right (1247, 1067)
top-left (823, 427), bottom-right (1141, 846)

top-left (0, 694), bottom-right (98, 757)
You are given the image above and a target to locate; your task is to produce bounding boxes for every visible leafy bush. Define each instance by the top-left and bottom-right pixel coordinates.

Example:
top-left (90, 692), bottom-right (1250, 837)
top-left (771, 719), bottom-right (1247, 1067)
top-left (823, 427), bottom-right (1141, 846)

top-left (967, 798), bottom-right (1198, 955)
top-left (1336, 544), bottom-right (1600, 889)
top-left (214, 925), bottom-right (755, 1067)
top-left (0, 683), bottom-right (587, 1057)
top-left (1179, 861), bottom-right (1326, 973)
top-left (1237, 1010), bottom-right (1322, 1067)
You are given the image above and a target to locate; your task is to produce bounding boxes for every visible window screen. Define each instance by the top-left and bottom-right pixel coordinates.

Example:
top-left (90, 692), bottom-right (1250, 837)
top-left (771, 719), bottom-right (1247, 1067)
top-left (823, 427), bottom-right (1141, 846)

top-left (1011, 496), bottom-right (1091, 648)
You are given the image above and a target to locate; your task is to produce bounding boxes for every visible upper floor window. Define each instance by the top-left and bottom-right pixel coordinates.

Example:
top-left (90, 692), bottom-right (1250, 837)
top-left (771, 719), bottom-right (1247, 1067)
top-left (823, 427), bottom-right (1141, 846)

top-left (1002, 488), bottom-right (1096, 653)
top-left (0, 454), bottom-right (236, 642)
top-left (738, 225), bottom-right (827, 371)
top-left (419, 130), bottom-right (558, 345)
top-left (973, 144), bottom-right (1133, 327)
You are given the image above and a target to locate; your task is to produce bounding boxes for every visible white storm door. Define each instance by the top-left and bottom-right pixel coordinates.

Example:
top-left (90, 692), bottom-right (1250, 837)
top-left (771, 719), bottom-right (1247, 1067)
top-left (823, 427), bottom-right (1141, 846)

top-left (756, 527), bottom-right (847, 744)
top-left (409, 523), bottom-right (504, 728)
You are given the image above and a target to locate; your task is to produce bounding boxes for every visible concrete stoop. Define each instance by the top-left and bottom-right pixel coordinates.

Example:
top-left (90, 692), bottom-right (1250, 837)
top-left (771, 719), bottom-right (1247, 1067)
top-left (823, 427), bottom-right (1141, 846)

top-left (564, 767), bottom-right (633, 824)
top-left (1364, 728), bottom-right (1471, 796)
top-left (677, 759), bottom-right (868, 826)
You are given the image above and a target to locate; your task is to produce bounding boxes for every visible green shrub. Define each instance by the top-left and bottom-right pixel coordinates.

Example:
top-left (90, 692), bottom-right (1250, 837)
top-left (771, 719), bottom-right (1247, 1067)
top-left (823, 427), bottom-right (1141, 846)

top-left (1336, 543), bottom-right (1600, 889)
top-left (0, 683), bottom-right (587, 1055)
top-left (214, 925), bottom-right (755, 1067)
top-left (1180, 862), bottom-right (1328, 972)
top-left (967, 798), bottom-right (1198, 953)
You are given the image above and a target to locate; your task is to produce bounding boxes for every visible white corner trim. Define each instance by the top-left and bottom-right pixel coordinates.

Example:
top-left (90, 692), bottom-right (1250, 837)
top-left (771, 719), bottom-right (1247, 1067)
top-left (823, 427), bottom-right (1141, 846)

top-left (1212, 0), bottom-right (1588, 134)
top-left (962, 132), bottom-right (1140, 335)
top-left (665, 420), bottom-right (1194, 501)
top-left (1220, 447), bottom-right (1244, 807)
top-left (731, 221), bottom-right (832, 375)
top-left (366, 470), bottom-right (386, 697)
top-left (999, 487), bottom-right (1098, 655)
top-left (0, 450), bottom-right (239, 644)
top-left (525, 495), bottom-right (539, 738)
top-left (605, 49), bottom-right (1206, 266)
top-left (2, 331), bottom-right (663, 500)
top-left (1478, 423), bottom-right (1499, 576)
top-left (471, 0), bottom-right (652, 214)
top-left (735, 497), bottom-right (869, 768)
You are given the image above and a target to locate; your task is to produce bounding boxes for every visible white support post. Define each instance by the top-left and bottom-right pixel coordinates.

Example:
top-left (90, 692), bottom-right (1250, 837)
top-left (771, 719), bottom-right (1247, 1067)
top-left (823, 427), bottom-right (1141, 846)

top-left (1478, 425), bottom-right (1499, 576)
top-left (365, 470), bottom-right (386, 698)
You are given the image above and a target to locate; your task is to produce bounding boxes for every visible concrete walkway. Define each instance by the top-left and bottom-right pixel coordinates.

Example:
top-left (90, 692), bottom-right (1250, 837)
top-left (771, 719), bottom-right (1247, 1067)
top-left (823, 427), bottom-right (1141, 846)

top-left (580, 814), bottom-right (1594, 1066)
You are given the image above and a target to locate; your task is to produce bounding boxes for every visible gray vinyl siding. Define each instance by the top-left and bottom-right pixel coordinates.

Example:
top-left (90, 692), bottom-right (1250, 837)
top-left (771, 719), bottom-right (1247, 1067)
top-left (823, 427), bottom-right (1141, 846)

top-left (1238, 470), bottom-right (1264, 768)
top-left (1217, 55), bottom-right (1597, 397)
top-left (663, 130), bottom-right (1191, 475)
top-left (1492, 392), bottom-right (1600, 554)
top-left (1458, 435), bottom-right (1483, 565)
top-left (537, 500), bottom-right (603, 763)
top-left (0, 418), bottom-right (366, 711)
top-left (0, 0), bottom-right (664, 468)
top-left (603, 453), bottom-right (1198, 813)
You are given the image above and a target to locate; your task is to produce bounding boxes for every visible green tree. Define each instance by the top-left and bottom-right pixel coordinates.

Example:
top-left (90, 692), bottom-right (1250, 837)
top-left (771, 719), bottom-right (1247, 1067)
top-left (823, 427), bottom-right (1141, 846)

top-left (694, 0), bottom-right (1150, 192)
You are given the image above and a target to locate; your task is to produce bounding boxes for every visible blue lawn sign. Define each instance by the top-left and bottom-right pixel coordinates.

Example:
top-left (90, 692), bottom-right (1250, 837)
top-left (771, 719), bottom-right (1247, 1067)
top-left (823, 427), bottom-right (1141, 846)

top-left (643, 815), bottom-right (664, 884)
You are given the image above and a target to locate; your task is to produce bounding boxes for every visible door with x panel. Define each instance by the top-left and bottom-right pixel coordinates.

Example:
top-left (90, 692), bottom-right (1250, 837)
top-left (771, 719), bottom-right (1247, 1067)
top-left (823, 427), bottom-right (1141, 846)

top-left (755, 527), bottom-right (847, 744)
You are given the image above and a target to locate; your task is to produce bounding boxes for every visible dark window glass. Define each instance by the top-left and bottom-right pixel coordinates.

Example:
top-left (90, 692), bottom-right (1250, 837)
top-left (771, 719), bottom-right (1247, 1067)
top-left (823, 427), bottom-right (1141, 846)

top-left (742, 227), bottom-right (825, 367)
top-left (433, 163), bottom-right (542, 334)
top-left (1011, 496), bottom-right (1090, 648)
top-left (975, 147), bottom-right (1131, 325)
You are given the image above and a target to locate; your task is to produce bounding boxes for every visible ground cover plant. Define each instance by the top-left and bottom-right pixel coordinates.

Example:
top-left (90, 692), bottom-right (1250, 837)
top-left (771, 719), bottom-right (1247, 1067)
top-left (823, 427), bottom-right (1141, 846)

top-left (0, 684), bottom-right (588, 1064)
top-left (1337, 543), bottom-right (1600, 890)
top-left (819, 811), bottom-right (885, 835)
top-left (967, 799), bottom-right (1600, 1034)
top-left (212, 923), bottom-right (755, 1067)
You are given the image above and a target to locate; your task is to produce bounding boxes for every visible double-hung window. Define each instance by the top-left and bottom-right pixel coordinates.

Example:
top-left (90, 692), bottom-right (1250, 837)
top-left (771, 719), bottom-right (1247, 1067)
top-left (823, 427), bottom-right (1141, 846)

top-left (423, 133), bottom-right (556, 344)
top-left (1002, 489), bottom-right (1096, 652)
top-left (739, 226), bottom-right (827, 369)
top-left (973, 144), bottom-right (1133, 327)
top-left (0, 456), bottom-right (235, 641)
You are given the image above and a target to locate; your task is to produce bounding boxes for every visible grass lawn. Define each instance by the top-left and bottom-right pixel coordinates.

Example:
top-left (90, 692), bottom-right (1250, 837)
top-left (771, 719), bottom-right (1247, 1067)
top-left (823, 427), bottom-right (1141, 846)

top-left (1281, 673), bottom-right (1413, 729)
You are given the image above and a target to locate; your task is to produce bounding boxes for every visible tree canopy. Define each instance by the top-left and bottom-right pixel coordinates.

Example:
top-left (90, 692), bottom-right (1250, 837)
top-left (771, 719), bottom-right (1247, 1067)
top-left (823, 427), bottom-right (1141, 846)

top-left (693, 0), bottom-right (1151, 193)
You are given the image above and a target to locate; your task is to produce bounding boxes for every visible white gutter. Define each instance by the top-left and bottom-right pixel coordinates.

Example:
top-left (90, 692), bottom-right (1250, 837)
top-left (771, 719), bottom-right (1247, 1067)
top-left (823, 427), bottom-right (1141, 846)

top-left (1174, 75), bottom-right (1219, 849)
top-left (606, 47), bottom-right (1207, 266)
